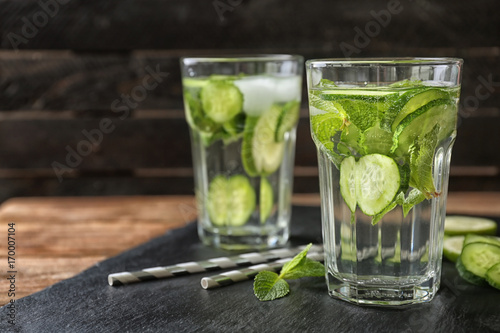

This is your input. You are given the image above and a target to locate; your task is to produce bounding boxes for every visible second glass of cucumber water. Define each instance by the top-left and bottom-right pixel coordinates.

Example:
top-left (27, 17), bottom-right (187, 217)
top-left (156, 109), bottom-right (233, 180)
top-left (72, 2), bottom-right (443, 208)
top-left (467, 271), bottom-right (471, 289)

top-left (180, 55), bottom-right (303, 250)
top-left (306, 58), bottom-right (463, 306)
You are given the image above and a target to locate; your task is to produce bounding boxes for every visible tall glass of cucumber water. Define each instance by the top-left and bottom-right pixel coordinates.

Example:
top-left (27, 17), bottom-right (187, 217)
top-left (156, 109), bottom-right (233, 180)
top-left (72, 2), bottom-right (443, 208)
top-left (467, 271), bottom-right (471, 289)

top-left (180, 55), bottom-right (303, 250)
top-left (306, 58), bottom-right (463, 305)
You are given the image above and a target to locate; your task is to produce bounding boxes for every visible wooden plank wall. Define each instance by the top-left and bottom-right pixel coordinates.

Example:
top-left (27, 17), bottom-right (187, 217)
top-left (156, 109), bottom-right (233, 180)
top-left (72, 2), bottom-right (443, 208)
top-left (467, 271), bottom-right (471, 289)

top-left (0, 0), bottom-right (499, 201)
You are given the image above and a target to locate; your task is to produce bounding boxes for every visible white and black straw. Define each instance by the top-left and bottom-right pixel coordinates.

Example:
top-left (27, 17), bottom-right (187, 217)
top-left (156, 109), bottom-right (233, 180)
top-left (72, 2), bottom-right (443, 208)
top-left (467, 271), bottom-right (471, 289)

top-left (200, 252), bottom-right (325, 289)
top-left (108, 244), bottom-right (323, 286)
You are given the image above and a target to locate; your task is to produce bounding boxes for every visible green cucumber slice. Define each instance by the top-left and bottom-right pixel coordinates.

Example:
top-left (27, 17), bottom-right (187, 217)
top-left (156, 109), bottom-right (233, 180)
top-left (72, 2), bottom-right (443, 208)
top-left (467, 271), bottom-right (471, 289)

top-left (259, 177), bottom-right (274, 223)
top-left (457, 242), bottom-right (500, 286)
top-left (275, 100), bottom-right (300, 142)
top-left (391, 98), bottom-right (456, 157)
top-left (382, 87), bottom-right (449, 132)
top-left (338, 154), bottom-right (400, 217)
top-left (319, 89), bottom-right (398, 101)
top-left (183, 91), bottom-right (219, 133)
top-left (340, 156), bottom-right (357, 212)
top-left (463, 234), bottom-right (500, 247)
top-left (241, 105), bottom-right (284, 176)
top-left (355, 154), bottom-right (400, 216)
top-left (445, 216), bottom-right (498, 236)
top-left (207, 175), bottom-right (256, 227)
top-left (486, 263), bottom-right (500, 290)
top-left (443, 235), bottom-right (465, 263)
top-left (207, 176), bottom-right (229, 226)
top-left (200, 80), bottom-right (243, 123)
top-left (227, 175), bottom-right (256, 226)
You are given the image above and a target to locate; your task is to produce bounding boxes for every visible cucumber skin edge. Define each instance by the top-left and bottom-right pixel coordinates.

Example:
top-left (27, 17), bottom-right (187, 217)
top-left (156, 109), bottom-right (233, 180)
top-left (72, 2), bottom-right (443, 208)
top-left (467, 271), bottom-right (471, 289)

top-left (456, 256), bottom-right (488, 287)
top-left (486, 263), bottom-right (500, 290)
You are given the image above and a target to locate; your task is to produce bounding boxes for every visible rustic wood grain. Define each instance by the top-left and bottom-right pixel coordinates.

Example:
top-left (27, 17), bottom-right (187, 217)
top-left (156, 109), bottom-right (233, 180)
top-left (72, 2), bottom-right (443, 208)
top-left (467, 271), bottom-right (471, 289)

top-left (0, 193), bottom-right (499, 305)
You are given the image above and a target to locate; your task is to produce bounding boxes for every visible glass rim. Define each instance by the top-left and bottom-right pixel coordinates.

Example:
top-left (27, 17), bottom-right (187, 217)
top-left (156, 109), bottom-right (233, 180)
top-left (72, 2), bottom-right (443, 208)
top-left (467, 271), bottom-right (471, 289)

top-left (181, 54), bottom-right (303, 65)
top-left (306, 57), bottom-right (463, 67)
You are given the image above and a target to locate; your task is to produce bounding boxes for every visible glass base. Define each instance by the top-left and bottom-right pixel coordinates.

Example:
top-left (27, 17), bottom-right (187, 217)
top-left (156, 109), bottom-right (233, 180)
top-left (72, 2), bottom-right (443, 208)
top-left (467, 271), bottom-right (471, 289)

top-left (199, 225), bottom-right (289, 251)
top-left (326, 272), bottom-right (439, 306)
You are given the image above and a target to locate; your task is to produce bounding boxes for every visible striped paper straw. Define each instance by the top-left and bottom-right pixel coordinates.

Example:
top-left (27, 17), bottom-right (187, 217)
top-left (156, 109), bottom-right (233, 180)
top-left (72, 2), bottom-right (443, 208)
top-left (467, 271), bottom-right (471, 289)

top-left (108, 244), bottom-right (323, 286)
top-left (200, 252), bottom-right (324, 289)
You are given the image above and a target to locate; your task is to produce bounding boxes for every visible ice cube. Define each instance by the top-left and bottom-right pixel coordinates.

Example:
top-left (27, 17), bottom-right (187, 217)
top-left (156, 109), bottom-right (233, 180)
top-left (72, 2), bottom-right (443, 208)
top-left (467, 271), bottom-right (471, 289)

top-left (234, 77), bottom-right (276, 116)
top-left (273, 76), bottom-right (302, 103)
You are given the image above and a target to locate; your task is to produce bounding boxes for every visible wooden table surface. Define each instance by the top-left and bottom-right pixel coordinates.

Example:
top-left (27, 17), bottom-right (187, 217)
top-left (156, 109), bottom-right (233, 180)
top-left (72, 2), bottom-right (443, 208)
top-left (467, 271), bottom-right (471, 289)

top-left (1, 192), bottom-right (499, 306)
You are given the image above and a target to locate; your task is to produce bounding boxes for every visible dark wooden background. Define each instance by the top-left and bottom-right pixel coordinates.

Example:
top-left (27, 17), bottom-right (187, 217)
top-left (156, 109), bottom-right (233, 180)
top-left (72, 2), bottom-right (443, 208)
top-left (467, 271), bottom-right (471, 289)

top-left (0, 0), bottom-right (499, 202)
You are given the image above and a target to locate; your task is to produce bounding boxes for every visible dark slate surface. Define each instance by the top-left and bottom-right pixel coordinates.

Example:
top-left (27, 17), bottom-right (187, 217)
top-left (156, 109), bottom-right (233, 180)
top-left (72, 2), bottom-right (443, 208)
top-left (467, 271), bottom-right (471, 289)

top-left (2, 206), bottom-right (500, 333)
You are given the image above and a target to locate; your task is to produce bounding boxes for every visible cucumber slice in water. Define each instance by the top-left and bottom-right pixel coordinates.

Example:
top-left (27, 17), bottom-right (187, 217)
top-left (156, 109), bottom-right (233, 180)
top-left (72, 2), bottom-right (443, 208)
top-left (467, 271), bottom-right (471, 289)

top-left (259, 177), bottom-right (274, 223)
top-left (275, 100), bottom-right (300, 142)
top-left (183, 91), bottom-right (219, 133)
top-left (391, 98), bottom-right (456, 156)
top-left (200, 80), bottom-right (243, 123)
top-left (207, 176), bottom-right (229, 226)
top-left (445, 216), bottom-right (498, 236)
top-left (339, 154), bottom-right (400, 217)
top-left (319, 89), bottom-right (398, 101)
top-left (241, 105), bottom-right (284, 176)
top-left (381, 87), bottom-right (450, 132)
top-left (355, 154), bottom-right (400, 216)
top-left (207, 175), bottom-right (255, 227)
top-left (486, 263), bottom-right (500, 290)
top-left (340, 156), bottom-right (357, 212)
top-left (457, 242), bottom-right (500, 286)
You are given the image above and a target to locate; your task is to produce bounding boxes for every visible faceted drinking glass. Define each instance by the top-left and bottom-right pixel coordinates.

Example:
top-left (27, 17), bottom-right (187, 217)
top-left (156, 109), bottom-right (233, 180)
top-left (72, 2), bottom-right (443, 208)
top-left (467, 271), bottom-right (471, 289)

top-left (306, 58), bottom-right (463, 305)
top-left (181, 55), bottom-right (303, 250)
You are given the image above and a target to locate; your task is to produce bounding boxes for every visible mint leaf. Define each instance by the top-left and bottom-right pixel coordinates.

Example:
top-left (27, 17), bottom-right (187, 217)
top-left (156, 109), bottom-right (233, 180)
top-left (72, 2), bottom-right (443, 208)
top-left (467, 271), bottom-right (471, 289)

top-left (253, 271), bottom-right (290, 301)
top-left (279, 244), bottom-right (312, 278)
top-left (282, 258), bottom-right (325, 279)
top-left (409, 125), bottom-right (440, 198)
top-left (340, 99), bottom-right (377, 132)
top-left (253, 244), bottom-right (325, 301)
top-left (403, 188), bottom-right (427, 217)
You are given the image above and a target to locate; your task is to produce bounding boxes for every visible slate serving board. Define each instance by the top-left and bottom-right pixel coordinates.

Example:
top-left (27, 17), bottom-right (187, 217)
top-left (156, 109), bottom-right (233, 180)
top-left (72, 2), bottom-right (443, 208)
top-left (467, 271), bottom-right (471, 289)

top-left (1, 206), bottom-right (500, 333)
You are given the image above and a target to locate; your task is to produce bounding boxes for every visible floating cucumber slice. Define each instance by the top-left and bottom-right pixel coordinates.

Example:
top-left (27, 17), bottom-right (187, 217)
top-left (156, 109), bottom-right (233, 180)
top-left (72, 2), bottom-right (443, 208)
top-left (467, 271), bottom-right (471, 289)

top-left (340, 156), bottom-right (357, 212)
top-left (227, 175), bottom-right (256, 226)
top-left (380, 87), bottom-right (448, 132)
top-left (392, 88), bottom-right (450, 131)
top-left (207, 176), bottom-right (229, 226)
top-left (355, 154), bottom-right (400, 216)
top-left (319, 89), bottom-right (398, 101)
top-left (443, 235), bottom-right (465, 263)
top-left (391, 98), bottom-right (456, 156)
top-left (275, 100), bottom-right (300, 142)
top-left (339, 154), bottom-right (400, 217)
top-left (182, 78), bottom-right (210, 89)
top-left (259, 177), bottom-right (274, 223)
top-left (207, 175), bottom-right (256, 227)
top-left (445, 216), bottom-right (498, 236)
top-left (200, 80), bottom-right (243, 123)
top-left (183, 91), bottom-right (219, 133)
top-left (241, 105), bottom-right (284, 176)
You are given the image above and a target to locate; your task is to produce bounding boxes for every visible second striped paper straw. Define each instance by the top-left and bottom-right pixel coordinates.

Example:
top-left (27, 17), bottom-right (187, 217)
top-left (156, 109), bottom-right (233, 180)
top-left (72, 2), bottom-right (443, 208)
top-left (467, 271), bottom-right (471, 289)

top-left (200, 252), bottom-right (325, 289)
top-left (108, 244), bottom-right (323, 286)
